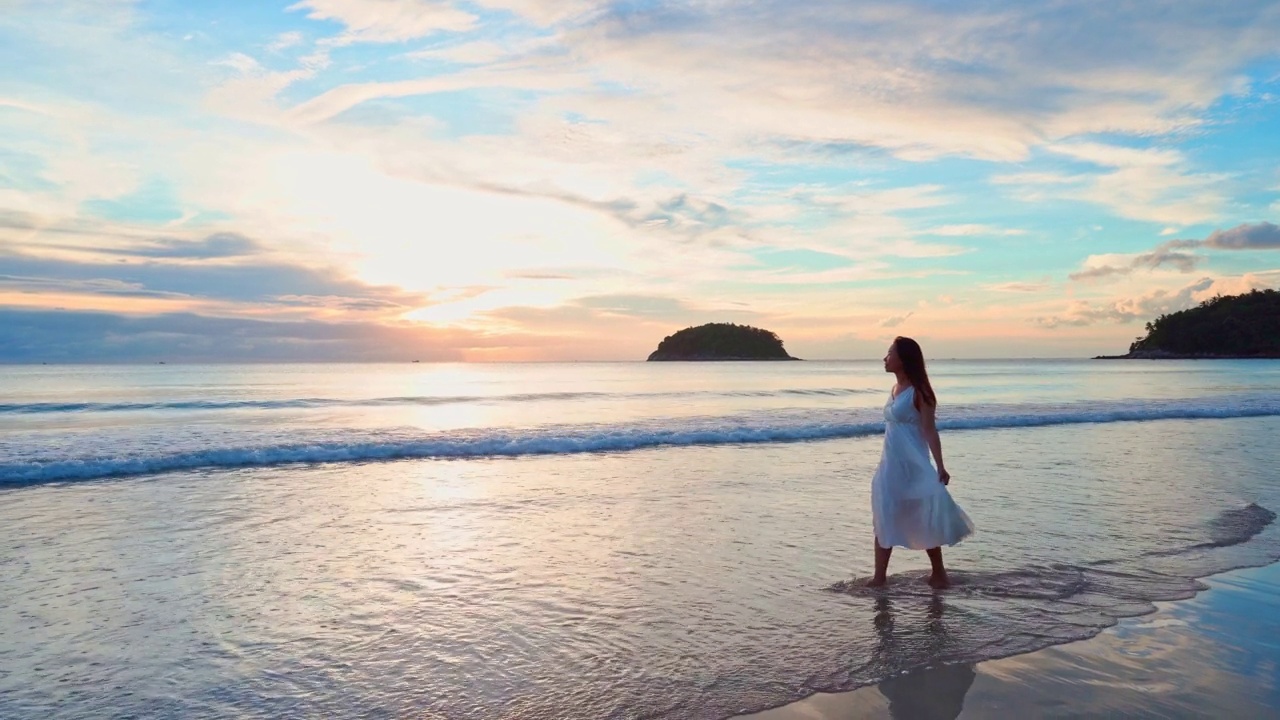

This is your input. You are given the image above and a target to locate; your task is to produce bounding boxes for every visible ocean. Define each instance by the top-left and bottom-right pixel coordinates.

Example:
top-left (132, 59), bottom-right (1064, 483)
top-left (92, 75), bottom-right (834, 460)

top-left (2, 359), bottom-right (1279, 718)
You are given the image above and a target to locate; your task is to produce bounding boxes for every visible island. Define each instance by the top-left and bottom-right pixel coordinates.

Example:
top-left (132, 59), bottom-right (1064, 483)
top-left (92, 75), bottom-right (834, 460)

top-left (647, 323), bottom-right (800, 361)
top-left (1095, 289), bottom-right (1280, 359)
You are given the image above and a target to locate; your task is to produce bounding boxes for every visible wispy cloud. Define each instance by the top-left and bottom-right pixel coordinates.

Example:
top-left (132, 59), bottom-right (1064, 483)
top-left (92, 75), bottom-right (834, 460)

top-left (112, 233), bottom-right (262, 259)
top-left (1069, 247), bottom-right (1203, 281)
top-left (268, 31), bottom-right (305, 52)
top-left (925, 224), bottom-right (1026, 237)
top-left (997, 143), bottom-right (1227, 225)
top-left (984, 281), bottom-right (1049, 293)
top-left (288, 0), bottom-right (478, 44)
top-left (879, 311), bottom-right (913, 328)
top-left (0, 241), bottom-right (426, 315)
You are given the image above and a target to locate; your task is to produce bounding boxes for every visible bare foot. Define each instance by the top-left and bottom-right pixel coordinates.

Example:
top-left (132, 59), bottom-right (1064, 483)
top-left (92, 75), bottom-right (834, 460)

top-left (927, 573), bottom-right (950, 590)
top-left (866, 577), bottom-right (888, 588)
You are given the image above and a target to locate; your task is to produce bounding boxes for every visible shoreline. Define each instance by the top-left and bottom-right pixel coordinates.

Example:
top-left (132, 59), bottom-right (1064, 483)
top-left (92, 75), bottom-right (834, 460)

top-left (1094, 352), bottom-right (1280, 360)
top-left (736, 561), bottom-right (1280, 719)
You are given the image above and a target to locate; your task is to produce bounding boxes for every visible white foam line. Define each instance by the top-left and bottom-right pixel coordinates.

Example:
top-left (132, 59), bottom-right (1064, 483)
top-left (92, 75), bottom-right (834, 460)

top-left (4, 401), bottom-right (1280, 484)
top-left (0, 387), bottom-right (877, 415)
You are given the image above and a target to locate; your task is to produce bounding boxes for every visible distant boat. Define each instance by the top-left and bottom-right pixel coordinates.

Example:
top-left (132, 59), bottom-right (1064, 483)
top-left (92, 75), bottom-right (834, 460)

top-left (412, 360), bottom-right (420, 363)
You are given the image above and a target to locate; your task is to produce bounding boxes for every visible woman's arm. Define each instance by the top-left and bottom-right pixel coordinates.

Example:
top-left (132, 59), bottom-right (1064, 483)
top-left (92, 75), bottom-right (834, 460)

top-left (919, 401), bottom-right (950, 485)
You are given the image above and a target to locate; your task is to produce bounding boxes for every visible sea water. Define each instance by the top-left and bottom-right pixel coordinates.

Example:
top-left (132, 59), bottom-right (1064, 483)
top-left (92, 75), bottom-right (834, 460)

top-left (2, 360), bottom-right (1279, 718)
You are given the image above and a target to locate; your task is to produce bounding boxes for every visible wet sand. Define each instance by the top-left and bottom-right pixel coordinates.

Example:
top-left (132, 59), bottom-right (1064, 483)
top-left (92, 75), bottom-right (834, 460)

top-left (739, 562), bottom-right (1280, 719)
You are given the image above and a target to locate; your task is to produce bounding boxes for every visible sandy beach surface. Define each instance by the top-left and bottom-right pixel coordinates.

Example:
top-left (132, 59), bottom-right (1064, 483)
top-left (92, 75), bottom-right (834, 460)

top-left (740, 562), bottom-right (1280, 719)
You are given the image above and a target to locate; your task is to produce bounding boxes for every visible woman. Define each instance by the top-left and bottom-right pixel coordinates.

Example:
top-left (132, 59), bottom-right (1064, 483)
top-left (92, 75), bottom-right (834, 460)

top-left (868, 336), bottom-right (973, 589)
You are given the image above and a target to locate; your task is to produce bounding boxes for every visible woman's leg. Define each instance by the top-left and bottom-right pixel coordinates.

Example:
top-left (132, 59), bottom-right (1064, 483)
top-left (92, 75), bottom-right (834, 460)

top-left (926, 547), bottom-right (950, 589)
top-left (868, 537), bottom-right (892, 587)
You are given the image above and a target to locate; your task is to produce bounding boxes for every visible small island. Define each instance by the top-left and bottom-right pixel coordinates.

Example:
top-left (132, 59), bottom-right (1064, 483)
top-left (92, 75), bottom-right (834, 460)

top-left (647, 323), bottom-right (800, 361)
top-left (1096, 289), bottom-right (1280, 359)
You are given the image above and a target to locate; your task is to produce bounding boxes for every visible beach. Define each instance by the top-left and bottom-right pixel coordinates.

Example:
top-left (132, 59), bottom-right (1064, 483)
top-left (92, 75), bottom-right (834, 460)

top-left (2, 360), bottom-right (1279, 718)
top-left (8, 0), bottom-right (1280, 715)
top-left (742, 561), bottom-right (1280, 719)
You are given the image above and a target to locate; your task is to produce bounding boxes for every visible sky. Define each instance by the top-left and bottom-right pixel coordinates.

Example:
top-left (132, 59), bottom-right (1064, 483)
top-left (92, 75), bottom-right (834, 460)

top-left (2, 0), bottom-right (1279, 362)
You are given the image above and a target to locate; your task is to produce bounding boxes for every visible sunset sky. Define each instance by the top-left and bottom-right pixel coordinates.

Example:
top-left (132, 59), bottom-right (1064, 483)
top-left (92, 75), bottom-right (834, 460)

top-left (3, 0), bottom-right (1279, 361)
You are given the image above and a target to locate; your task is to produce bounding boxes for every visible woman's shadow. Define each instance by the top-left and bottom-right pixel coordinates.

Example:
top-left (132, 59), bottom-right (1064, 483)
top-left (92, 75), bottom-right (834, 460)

top-left (870, 594), bottom-right (976, 720)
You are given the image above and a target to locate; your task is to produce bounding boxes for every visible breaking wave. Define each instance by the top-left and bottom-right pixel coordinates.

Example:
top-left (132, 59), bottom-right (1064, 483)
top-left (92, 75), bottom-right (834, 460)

top-left (3, 395), bottom-right (1279, 484)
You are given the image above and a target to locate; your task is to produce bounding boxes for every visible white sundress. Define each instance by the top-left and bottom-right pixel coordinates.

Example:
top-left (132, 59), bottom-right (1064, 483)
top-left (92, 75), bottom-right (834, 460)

top-left (871, 385), bottom-right (974, 550)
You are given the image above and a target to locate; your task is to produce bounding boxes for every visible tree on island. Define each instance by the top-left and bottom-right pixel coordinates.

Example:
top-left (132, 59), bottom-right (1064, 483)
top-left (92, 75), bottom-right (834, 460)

top-left (647, 323), bottom-right (799, 361)
top-left (1119, 289), bottom-right (1280, 358)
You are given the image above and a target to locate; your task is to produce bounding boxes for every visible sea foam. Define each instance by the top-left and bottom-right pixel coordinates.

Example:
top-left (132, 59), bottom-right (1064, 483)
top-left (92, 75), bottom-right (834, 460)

top-left (3, 395), bottom-right (1278, 483)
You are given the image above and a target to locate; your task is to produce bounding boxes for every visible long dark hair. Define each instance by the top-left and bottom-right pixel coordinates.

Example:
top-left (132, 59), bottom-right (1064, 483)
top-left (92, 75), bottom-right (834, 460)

top-left (893, 336), bottom-right (937, 409)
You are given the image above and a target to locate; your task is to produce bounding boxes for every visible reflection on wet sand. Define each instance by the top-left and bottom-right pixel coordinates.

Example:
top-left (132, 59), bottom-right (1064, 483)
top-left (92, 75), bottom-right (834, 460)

top-left (740, 563), bottom-right (1280, 719)
top-left (738, 592), bottom-right (977, 719)
top-left (871, 594), bottom-right (976, 720)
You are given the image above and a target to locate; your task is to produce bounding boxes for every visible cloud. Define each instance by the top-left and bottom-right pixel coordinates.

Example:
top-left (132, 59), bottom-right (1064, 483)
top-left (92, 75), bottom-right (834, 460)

top-left (504, 271), bottom-right (575, 280)
top-left (213, 52), bottom-right (261, 74)
top-left (476, 0), bottom-right (601, 25)
top-left (282, 68), bottom-right (583, 125)
top-left (206, 47), bottom-right (331, 121)
top-left (404, 35), bottom-right (561, 64)
top-left (925, 224), bottom-right (1026, 237)
top-left (288, 0), bottom-right (478, 44)
top-left (165, 2), bottom-right (1277, 307)
top-left (879, 311), bottom-right (913, 328)
top-left (1037, 277), bottom-right (1216, 327)
top-left (479, 293), bottom-right (761, 348)
top-left (984, 282), bottom-right (1048, 292)
top-left (268, 31), bottom-right (305, 52)
top-left (998, 143), bottom-right (1228, 225)
top-left (488, 293), bottom-right (723, 326)
top-left (571, 294), bottom-right (706, 321)
top-left (1048, 142), bottom-right (1185, 169)
top-left (1069, 222), bottom-right (1280, 281)
top-left (406, 40), bottom-right (514, 65)
top-left (0, 275), bottom-right (188, 299)
top-left (270, 295), bottom-right (414, 312)
top-left (1199, 221), bottom-right (1280, 249)
top-left (111, 233), bottom-right (262, 259)
top-left (0, 307), bottom-right (468, 362)
top-left (560, 1), bottom-right (1279, 160)
top-left (1069, 246), bottom-right (1204, 281)
top-left (0, 245), bottom-right (424, 310)
top-left (270, 1), bottom-right (1280, 161)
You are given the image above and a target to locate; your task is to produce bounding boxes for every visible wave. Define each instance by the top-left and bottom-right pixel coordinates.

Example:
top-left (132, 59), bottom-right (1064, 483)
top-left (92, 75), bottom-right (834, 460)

top-left (0, 386), bottom-right (879, 415)
top-left (831, 503), bottom-right (1277, 597)
top-left (2, 421), bottom-right (888, 483)
top-left (858, 501), bottom-right (1278, 592)
top-left (1136, 503), bottom-right (1280, 558)
top-left (3, 395), bottom-right (1280, 484)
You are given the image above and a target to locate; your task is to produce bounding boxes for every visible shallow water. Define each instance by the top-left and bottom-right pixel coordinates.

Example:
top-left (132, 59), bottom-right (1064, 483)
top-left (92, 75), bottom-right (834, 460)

top-left (2, 360), bottom-right (1279, 718)
top-left (745, 563), bottom-right (1280, 719)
